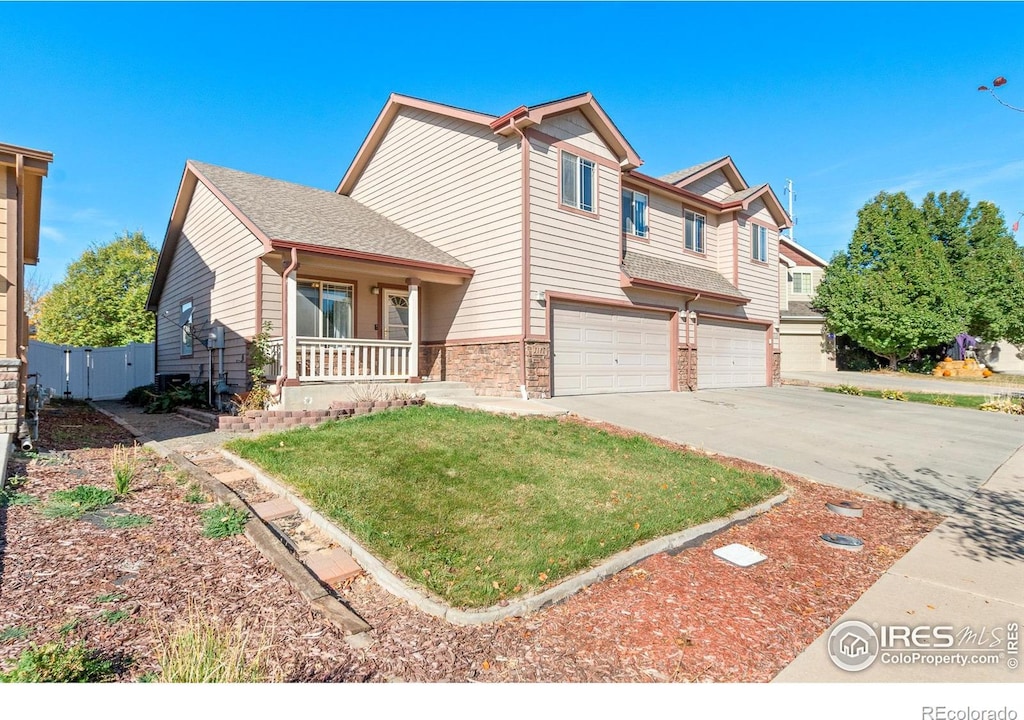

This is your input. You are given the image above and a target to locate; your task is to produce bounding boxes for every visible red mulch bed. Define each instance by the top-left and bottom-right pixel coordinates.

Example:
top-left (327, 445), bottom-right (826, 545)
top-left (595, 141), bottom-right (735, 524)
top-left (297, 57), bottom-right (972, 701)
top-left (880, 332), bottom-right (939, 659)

top-left (0, 403), bottom-right (940, 682)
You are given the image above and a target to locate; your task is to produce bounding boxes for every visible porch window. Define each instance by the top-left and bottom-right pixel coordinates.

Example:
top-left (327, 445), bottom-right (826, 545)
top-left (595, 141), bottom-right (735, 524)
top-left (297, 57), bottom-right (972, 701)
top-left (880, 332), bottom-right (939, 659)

top-left (180, 300), bottom-right (193, 356)
top-left (297, 281), bottom-right (353, 338)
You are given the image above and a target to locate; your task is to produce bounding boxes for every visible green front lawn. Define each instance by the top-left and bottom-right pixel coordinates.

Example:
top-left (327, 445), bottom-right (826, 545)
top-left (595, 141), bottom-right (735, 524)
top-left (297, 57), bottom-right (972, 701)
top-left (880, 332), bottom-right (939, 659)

top-left (226, 405), bottom-right (782, 608)
top-left (823, 386), bottom-right (989, 408)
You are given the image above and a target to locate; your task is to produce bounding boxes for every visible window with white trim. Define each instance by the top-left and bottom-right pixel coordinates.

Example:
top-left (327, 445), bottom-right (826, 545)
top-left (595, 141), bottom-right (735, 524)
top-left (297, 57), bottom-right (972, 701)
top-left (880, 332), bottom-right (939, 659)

top-left (621, 188), bottom-right (648, 237)
top-left (180, 300), bottom-right (194, 356)
top-left (751, 223), bottom-right (768, 262)
top-left (560, 150), bottom-right (596, 213)
top-left (684, 210), bottom-right (705, 254)
top-left (296, 281), bottom-right (353, 338)
top-left (792, 271), bottom-right (813, 294)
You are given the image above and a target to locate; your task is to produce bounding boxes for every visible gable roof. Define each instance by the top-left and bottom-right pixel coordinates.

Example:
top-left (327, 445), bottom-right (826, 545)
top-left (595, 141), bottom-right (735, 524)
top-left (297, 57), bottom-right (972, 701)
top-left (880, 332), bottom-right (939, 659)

top-left (660, 156), bottom-right (747, 191)
top-left (147, 160), bottom-right (471, 311)
top-left (337, 91), bottom-right (642, 194)
top-left (621, 251), bottom-right (749, 305)
top-left (780, 235), bottom-right (828, 267)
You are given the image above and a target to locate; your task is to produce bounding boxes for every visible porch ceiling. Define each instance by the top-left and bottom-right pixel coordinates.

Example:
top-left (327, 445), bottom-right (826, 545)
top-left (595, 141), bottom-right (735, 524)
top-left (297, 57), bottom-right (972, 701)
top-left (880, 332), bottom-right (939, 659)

top-left (265, 249), bottom-right (467, 286)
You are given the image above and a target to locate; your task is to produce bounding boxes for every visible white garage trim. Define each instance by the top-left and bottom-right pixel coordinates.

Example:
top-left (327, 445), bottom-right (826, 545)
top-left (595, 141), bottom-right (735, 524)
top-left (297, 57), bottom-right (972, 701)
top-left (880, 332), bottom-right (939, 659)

top-left (551, 300), bottom-right (675, 396)
top-left (697, 314), bottom-right (770, 389)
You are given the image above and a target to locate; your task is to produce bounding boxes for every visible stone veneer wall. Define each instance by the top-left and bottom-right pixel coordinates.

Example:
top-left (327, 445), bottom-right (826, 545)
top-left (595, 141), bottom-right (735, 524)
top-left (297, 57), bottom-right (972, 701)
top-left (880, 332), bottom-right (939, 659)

top-left (677, 346), bottom-right (697, 391)
top-left (0, 359), bottom-right (22, 437)
top-left (772, 350), bottom-right (782, 386)
top-left (420, 340), bottom-right (552, 398)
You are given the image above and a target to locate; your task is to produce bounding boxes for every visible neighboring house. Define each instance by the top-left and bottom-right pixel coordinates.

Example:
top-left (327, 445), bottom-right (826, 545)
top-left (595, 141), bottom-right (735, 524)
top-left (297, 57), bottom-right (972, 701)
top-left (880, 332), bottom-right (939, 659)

top-left (778, 235), bottom-right (836, 372)
top-left (147, 92), bottom-right (790, 407)
top-left (0, 142), bottom-right (53, 479)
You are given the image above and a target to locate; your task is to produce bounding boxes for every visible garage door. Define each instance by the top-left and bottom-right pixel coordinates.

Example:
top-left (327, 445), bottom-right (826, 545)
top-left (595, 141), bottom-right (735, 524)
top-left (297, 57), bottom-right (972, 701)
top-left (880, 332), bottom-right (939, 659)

top-left (552, 303), bottom-right (671, 396)
top-left (781, 332), bottom-right (827, 372)
top-left (697, 318), bottom-right (767, 389)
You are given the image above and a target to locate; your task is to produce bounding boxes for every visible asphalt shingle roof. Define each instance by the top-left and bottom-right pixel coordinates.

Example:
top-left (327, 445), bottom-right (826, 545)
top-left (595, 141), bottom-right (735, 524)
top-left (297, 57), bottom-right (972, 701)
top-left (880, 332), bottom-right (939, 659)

top-left (722, 185), bottom-right (766, 205)
top-left (622, 251), bottom-right (747, 302)
top-left (190, 161), bottom-right (470, 270)
top-left (781, 301), bottom-right (824, 319)
top-left (658, 157), bottom-right (728, 185)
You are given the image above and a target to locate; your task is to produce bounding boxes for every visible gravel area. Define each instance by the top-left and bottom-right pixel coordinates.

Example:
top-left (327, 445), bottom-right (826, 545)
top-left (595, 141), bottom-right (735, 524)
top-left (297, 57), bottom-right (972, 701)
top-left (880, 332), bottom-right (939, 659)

top-left (0, 402), bottom-right (940, 682)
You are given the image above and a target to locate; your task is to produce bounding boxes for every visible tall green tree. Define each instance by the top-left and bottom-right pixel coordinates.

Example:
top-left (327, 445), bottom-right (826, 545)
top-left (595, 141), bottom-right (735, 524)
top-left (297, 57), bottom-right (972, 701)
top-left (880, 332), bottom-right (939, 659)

top-left (921, 193), bottom-right (1024, 344)
top-left (814, 191), bottom-right (967, 369)
top-left (36, 230), bottom-right (157, 347)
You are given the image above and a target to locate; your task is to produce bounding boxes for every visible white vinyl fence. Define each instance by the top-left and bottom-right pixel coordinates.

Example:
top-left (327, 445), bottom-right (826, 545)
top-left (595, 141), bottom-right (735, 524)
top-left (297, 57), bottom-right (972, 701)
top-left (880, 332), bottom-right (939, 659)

top-left (27, 340), bottom-right (155, 401)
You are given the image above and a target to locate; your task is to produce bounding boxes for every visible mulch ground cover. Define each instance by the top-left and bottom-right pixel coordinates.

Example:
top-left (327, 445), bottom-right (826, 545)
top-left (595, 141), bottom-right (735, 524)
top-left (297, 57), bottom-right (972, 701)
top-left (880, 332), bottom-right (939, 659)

top-left (0, 402), bottom-right (940, 682)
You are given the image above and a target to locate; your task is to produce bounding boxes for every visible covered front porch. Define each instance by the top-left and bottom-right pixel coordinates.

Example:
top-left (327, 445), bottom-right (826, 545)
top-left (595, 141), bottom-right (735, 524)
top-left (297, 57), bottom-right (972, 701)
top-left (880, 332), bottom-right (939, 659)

top-left (262, 245), bottom-right (470, 407)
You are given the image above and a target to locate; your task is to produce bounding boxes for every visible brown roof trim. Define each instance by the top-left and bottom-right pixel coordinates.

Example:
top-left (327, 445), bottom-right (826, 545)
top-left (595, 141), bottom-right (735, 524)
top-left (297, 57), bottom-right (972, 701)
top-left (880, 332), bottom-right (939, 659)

top-left (0, 142), bottom-right (53, 170)
top-left (270, 240), bottom-right (475, 277)
top-left (669, 155), bottom-right (748, 190)
top-left (189, 162), bottom-right (275, 253)
top-left (620, 272), bottom-right (750, 306)
top-left (147, 160), bottom-right (279, 312)
top-left (626, 171), bottom-right (732, 213)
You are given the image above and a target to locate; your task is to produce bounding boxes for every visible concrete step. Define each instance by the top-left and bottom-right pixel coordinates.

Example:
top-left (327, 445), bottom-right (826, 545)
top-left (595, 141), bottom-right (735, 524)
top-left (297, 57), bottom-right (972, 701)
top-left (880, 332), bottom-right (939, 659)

top-left (416, 381), bottom-right (477, 399)
top-left (212, 468), bottom-right (254, 485)
top-left (251, 497), bottom-right (298, 522)
top-left (302, 547), bottom-right (362, 587)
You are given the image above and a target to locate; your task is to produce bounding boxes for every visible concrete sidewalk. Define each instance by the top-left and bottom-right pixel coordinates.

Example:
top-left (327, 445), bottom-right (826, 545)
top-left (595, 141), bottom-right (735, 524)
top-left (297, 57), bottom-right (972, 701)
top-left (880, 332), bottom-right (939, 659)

top-left (775, 445), bottom-right (1024, 682)
top-left (783, 369), bottom-right (1024, 397)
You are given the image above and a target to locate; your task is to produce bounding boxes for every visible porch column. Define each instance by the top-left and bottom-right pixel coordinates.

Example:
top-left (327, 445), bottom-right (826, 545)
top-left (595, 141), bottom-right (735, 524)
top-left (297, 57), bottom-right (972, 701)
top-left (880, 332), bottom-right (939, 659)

top-left (284, 262), bottom-right (299, 385)
top-left (407, 278), bottom-right (420, 381)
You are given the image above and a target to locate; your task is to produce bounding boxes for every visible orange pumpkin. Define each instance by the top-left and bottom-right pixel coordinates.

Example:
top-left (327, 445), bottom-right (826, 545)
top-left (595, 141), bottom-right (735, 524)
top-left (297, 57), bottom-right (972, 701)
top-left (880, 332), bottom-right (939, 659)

top-left (943, 370), bottom-right (952, 377)
top-left (983, 369), bottom-right (992, 377)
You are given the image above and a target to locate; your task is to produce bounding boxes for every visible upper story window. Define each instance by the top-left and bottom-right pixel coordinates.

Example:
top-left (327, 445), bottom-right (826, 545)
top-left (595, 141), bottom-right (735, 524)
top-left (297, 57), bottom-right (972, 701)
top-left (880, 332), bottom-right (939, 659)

top-left (684, 210), bottom-right (705, 254)
top-left (792, 271), bottom-right (813, 294)
top-left (560, 150), bottom-right (596, 213)
top-left (297, 281), bottom-right (353, 338)
top-left (751, 223), bottom-right (768, 262)
top-left (180, 300), bottom-right (194, 356)
top-left (621, 188), bottom-right (648, 237)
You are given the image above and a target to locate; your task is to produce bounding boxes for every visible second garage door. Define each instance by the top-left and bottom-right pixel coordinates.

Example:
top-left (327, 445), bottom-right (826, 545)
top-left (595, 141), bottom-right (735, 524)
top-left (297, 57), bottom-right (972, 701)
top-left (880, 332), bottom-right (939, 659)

top-left (697, 318), bottom-right (767, 389)
top-left (552, 303), bottom-right (671, 396)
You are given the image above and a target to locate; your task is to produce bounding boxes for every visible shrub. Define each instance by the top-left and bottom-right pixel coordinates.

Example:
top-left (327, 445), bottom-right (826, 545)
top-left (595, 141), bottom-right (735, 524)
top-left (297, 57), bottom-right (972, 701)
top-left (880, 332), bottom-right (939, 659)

top-left (145, 383), bottom-right (210, 414)
top-left (111, 444), bottom-right (140, 496)
top-left (41, 485), bottom-right (116, 519)
top-left (153, 604), bottom-right (276, 682)
top-left (232, 322), bottom-right (276, 415)
top-left (835, 384), bottom-right (863, 396)
top-left (931, 395), bottom-right (955, 407)
top-left (122, 384), bottom-right (156, 406)
top-left (201, 505), bottom-right (249, 538)
top-left (979, 398), bottom-right (1024, 415)
top-left (0, 641), bottom-right (115, 683)
top-left (880, 389), bottom-right (908, 402)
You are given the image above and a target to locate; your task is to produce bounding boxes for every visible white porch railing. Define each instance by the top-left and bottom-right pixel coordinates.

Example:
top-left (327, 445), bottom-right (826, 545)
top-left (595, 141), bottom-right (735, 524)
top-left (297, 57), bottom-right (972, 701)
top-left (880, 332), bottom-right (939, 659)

top-left (267, 337), bottom-right (412, 382)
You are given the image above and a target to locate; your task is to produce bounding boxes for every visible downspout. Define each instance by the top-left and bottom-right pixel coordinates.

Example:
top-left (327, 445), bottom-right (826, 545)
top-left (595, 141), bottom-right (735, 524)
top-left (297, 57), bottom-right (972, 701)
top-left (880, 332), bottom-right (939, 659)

top-left (684, 293), bottom-right (701, 391)
top-left (14, 154), bottom-right (31, 448)
top-left (274, 247), bottom-right (299, 398)
top-left (510, 121), bottom-right (530, 400)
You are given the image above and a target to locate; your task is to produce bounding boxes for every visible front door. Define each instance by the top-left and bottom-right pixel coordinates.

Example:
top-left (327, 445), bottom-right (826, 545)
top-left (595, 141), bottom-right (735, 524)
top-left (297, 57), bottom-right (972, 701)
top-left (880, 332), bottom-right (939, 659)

top-left (383, 289), bottom-right (410, 341)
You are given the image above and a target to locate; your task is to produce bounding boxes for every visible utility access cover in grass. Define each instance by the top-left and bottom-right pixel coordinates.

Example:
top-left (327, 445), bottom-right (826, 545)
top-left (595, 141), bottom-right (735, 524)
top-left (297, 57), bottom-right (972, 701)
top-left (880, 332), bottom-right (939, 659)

top-left (226, 405), bottom-right (782, 608)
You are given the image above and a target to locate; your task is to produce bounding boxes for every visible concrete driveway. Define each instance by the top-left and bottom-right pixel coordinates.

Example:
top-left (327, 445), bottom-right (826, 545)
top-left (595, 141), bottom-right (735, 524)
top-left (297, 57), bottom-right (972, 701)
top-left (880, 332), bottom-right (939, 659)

top-left (542, 386), bottom-right (1024, 515)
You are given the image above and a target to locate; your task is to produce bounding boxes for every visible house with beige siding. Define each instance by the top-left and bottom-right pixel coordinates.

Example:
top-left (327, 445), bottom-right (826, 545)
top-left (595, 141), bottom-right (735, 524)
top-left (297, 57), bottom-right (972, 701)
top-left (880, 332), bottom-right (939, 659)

top-left (778, 236), bottom-right (835, 372)
top-left (147, 92), bottom-right (789, 407)
top-left (0, 142), bottom-right (53, 479)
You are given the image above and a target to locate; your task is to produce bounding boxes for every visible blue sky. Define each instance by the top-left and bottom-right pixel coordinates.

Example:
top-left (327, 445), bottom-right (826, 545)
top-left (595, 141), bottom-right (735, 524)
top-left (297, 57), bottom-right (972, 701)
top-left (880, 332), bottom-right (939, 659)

top-left (4, 1), bottom-right (1024, 287)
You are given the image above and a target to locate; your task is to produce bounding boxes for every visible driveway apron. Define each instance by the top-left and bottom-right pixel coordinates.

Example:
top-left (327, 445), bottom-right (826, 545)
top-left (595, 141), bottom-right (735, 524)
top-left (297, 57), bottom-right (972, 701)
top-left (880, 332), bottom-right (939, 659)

top-left (542, 386), bottom-right (1024, 515)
